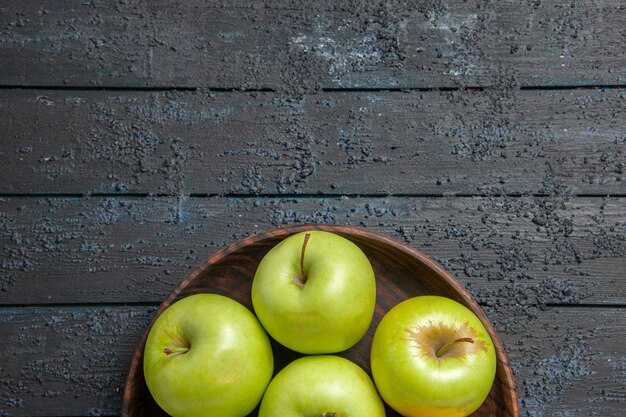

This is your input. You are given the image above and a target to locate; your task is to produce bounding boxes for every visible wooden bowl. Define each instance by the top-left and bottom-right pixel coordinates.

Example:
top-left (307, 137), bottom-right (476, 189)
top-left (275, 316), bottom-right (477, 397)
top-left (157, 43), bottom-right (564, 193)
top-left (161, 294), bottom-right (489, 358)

top-left (122, 224), bottom-right (519, 417)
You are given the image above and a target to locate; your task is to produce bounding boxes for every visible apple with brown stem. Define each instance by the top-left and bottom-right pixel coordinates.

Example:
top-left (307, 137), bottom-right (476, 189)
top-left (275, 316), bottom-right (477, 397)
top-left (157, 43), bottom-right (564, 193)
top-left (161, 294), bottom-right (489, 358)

top-left (252, 230), bottom-right (376, 354)
top-left (143, 294), bottom-right (274, 417)
top-left (371, 295), bottom-right (497, 417)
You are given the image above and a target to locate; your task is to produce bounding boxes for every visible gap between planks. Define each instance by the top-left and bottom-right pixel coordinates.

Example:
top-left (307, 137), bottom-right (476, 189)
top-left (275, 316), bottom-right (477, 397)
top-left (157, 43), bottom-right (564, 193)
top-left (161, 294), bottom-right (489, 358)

top-left (1, 193), bottom-right (625, 199)
top-left (0, 84), bottom-right (625, 93)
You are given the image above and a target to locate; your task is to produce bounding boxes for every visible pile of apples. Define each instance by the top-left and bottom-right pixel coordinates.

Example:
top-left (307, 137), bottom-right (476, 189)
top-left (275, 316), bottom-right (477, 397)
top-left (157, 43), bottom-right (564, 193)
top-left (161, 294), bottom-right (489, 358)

top-left (143, 231), bottom-right (497, 417)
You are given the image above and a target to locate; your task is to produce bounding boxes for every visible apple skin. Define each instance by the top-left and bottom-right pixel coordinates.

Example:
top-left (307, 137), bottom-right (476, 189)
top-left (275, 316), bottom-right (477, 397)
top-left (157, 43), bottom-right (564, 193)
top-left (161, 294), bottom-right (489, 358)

top-left (252, 230), bottom-right (376, 354)
top-left (143, 293), bottom-right (274, 417)
top-left (370, 295), bottom-right (497, 417)
top-left (258, 355), bottom-right (386, 417)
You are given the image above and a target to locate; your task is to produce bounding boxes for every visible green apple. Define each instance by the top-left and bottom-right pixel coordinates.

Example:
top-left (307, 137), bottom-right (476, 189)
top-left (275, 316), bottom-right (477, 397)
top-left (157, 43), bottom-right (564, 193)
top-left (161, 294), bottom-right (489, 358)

top-left (259, 355), bottom-right (386, 417)
top-left (251, 230), bottom-right (376, 354)
top-left (143, 293), bottom-right (274, 417)
top-left (370, 295), bottom-right (497, 417)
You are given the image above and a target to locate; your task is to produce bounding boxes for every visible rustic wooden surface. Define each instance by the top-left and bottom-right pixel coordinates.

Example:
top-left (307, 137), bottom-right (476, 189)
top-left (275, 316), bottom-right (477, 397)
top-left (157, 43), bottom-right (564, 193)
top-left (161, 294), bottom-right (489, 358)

top-left (1, 1), bottom-right (625, 89)
top-left (0, 1), bottom-right (624, 416)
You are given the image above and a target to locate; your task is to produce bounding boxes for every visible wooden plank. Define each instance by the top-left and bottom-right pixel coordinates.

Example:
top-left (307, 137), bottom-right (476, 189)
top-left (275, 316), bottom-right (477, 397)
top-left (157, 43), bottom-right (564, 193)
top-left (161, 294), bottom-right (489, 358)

top-left (1, 305), bottom-right (623, 416)
top-left (1, 88), bottom-right (624, 195)
top-left (0, 306), bottom-right (156, 417)
top-left (0, 1), bottom-right (624, 89)
top-left (0, 196), bottom-right (623, 305)
top-left (506, 307), bottom-right (626, 416)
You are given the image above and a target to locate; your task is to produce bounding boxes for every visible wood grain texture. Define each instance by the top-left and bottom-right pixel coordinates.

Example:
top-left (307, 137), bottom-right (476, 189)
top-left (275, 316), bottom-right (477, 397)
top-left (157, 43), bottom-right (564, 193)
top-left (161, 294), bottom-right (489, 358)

top-left (2, 88), bottom-right (624, 195)
top-left (1, 305), bottom-right (623, 416)
top-left (0, 1), bottom-right (624, 89)
top-left (0, 306), bottom-right (157, 417)
top-left (1, 196), bottom-right (623, 306)
top-left (1, 1), bottom-right (624, 416)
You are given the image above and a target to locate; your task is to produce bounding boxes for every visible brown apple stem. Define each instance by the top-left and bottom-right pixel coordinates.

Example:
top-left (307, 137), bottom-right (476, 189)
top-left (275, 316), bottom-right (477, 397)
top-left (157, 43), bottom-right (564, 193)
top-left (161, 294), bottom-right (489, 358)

top-left (163, 346), bottom-right (190, 356)
top-left (436, 337), bottom-right (474, 358)
top-left (322, 413), bottom-right (338, 417)
top-left (299, 233), bottom-right (311, 284)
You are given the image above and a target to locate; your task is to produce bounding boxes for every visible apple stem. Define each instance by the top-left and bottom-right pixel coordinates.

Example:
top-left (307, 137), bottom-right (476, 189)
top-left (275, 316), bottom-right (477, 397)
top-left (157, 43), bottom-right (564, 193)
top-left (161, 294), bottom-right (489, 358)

top-left (436, 337), bottom-right (474, 358)
top-left (299, 233), bottom-right (311, 286)
top-left (163, 346), bottom-right (190, 356)
top-left (322, 413), bottom-right (338, 417)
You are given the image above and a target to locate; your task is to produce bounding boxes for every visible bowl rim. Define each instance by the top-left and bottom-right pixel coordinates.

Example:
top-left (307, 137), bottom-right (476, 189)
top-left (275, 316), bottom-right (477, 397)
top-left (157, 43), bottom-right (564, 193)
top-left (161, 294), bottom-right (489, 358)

top-left (122, 223), bottom-right (519, 417)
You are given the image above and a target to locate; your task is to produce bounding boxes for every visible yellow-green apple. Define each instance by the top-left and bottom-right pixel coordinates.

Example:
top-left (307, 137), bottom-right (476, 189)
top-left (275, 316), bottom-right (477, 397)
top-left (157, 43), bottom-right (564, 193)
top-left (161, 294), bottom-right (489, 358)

top-left (143, 293), bottom-right (274, 417)
top-left (258, 355), bottom-right (386, 417)
top-left (371, 295), bottom-right (497, 417)
top-left (251, 230), bottom-right (376, 354)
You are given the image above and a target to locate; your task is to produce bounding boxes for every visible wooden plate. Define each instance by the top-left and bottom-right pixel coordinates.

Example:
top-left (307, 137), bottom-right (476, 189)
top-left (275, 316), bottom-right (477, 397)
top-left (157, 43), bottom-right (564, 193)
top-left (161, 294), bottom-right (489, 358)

top-left (122, 224), bottom-right (519, 417)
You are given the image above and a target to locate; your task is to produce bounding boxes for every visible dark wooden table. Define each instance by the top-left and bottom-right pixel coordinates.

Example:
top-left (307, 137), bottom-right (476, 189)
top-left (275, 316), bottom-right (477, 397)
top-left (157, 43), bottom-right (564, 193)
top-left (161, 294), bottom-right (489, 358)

top-left (1, 1), bottom-right (624, 416)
